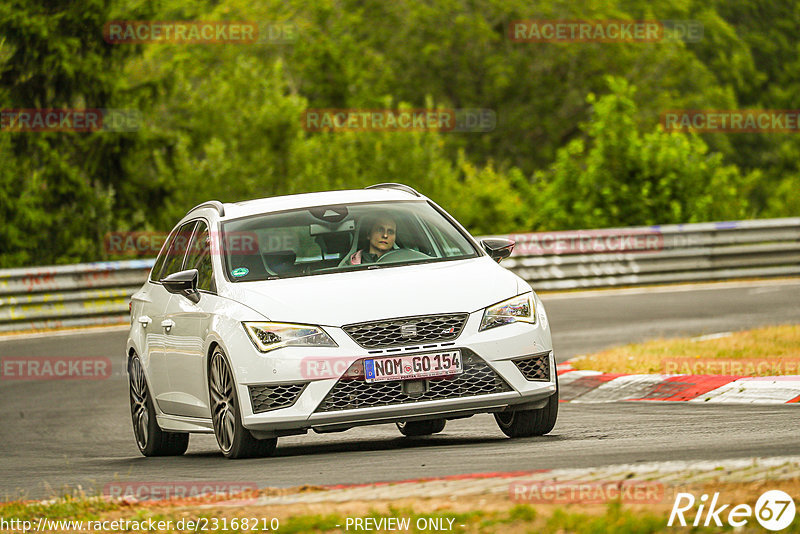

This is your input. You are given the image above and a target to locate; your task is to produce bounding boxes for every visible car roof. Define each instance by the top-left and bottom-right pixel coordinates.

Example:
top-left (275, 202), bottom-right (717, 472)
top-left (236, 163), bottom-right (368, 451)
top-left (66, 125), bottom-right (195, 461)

top-left (187, 187), bottom-right (428, 222)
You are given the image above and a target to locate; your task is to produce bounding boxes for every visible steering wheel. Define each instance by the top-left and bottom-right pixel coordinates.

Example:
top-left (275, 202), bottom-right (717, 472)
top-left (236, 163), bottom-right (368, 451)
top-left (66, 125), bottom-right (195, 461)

top-left (375, 248), bottom-right (431, 263)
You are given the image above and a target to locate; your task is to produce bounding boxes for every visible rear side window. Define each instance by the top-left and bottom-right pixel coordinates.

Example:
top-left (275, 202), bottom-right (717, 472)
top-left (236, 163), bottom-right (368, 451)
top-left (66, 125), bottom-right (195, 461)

top-left (184, 221), bottom-right (215, 292)
top-left (157, 221), bottom-right (198, 280)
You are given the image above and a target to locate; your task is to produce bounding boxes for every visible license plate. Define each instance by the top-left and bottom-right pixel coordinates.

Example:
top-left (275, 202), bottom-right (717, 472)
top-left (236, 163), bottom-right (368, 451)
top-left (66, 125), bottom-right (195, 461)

top-left (364, 350), bottom-right (462, 383)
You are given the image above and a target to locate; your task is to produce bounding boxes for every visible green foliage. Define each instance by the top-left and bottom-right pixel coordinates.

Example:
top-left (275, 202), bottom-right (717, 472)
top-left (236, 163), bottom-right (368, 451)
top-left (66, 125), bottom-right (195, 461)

top-left (532, 77), bottom-right (753, 230)
top-left (0, 0), bottom-right (154, 265)
top-left (764, 174), bottom-right (800, 219)
top-left (125, 35), bottom-right (525, 236)
top-left (258, 0), bottom-right (736, 174)
top-left (0, 0), bottom-right (797, 267)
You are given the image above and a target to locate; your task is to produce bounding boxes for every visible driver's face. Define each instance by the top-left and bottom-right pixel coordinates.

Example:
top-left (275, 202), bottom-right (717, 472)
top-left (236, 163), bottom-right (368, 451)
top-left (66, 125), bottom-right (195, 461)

top-left (368, 218), bottom-right (396, 256)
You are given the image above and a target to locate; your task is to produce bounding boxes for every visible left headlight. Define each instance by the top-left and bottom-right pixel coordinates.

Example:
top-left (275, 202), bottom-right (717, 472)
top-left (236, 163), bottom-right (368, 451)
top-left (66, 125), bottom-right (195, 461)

top-left (479, 293), bottom-right (536, 332)
top-left (243, 322), bottom-right (338, 352)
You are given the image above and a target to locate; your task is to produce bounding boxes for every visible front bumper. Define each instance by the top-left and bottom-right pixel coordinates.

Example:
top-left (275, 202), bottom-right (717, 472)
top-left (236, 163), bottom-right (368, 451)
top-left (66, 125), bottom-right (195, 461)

top-left (234, 309), bottom-right (556, 433)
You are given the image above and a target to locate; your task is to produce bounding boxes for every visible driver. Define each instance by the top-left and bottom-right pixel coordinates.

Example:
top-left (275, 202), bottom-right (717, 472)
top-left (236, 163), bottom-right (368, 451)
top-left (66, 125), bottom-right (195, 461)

top-left (347, 216), bottom-right (396, 265)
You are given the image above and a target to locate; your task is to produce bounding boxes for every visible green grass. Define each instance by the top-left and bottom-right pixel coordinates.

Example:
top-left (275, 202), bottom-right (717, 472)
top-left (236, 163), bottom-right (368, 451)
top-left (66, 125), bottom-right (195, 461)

top-left (570, 324), bottom-right (800, 375)
top-left (0, 495), bottom-right (119, 522)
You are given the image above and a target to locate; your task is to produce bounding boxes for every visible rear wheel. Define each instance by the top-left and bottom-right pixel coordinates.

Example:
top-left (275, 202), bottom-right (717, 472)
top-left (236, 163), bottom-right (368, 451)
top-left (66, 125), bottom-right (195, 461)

top-left (129, 354), bottom-right (189, 456)
top-left (208, 347), bottom-right (277, 459)
top-left (396, 419), bottom-right (446, 436)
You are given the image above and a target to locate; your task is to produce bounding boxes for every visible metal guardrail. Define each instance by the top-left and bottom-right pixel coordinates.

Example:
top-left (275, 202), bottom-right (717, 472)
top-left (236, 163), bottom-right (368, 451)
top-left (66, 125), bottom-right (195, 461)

top-left (0, 260), bottom-right (154, 332)
top-left (491, 217), bottom-right (800, 290)
top-left (0, 218), bottom-right (798, 332)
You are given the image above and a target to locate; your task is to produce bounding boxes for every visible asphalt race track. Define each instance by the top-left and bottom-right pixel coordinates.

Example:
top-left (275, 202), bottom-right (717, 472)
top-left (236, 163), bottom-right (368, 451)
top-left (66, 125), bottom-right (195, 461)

top-left (1, 279), bottom-right (799, 499)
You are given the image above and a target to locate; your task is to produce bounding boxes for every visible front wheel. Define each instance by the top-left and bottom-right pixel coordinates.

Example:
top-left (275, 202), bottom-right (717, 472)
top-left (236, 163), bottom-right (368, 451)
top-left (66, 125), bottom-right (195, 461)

top-left (208, 347), bottom-right (277, 459)
top-left (495, 379), bottom-right (559, 438)
top-left (396, 419), bottom-right (446, 436)
top-left (129, 354), bottom-right (189, 456)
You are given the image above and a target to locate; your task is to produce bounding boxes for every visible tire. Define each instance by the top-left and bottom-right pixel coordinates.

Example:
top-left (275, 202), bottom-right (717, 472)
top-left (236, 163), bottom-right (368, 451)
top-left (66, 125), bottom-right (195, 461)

top-left (208, 347), bottom-right (277, 459)
top-left (495, 376), bottom-right (559, 438)
top-left (396, 419), bottom-right (446, 437)
top-left (129, 354), bottom-right (189, 456)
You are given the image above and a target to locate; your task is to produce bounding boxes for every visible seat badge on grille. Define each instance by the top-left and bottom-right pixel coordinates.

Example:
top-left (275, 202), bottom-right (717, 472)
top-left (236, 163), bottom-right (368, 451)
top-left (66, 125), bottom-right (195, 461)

top-left (441, 326), bottom-right (456, 334)
top-left (400, 323), bottom-right (418, 337)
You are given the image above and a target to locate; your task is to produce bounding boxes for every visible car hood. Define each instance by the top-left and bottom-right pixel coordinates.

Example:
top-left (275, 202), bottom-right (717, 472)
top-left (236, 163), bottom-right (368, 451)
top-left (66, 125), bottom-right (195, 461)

top-left (221, 257), bottom-right (522, 326)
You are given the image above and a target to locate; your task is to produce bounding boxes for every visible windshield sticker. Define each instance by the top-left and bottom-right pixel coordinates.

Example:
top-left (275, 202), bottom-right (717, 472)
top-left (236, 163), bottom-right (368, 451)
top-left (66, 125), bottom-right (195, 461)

top-left (231, 267), bottom-right (249, 278)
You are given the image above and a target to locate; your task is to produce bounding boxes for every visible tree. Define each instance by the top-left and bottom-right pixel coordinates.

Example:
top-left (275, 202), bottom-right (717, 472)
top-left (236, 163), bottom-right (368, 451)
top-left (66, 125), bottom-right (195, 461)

top-left (532, 77), bottom-right (752, 230)
top-left (0, 0), bottom-right (155, 265)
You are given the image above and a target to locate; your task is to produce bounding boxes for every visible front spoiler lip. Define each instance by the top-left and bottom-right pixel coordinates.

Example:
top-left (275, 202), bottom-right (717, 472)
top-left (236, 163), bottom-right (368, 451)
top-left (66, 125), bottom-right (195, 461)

top-left (243, 385), bottom-right (556, 432)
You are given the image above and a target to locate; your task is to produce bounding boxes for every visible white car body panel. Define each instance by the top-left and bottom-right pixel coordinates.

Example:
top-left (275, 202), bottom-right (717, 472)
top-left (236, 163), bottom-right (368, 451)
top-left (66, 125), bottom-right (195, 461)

top-left (222, 257), bottom-right (519, 326)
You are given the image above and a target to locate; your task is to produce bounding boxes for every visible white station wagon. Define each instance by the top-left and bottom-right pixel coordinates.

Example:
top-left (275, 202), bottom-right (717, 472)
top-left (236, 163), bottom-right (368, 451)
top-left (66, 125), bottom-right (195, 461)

top-left (126, 184), bottom-right (558, 458)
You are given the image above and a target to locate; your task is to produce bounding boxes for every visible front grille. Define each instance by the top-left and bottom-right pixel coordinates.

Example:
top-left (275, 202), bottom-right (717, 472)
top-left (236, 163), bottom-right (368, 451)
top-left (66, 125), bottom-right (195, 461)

top-left (249, 383), bottom-right (307, 414)
top-left (343, 313), bottom-right (468, 348)
top-left (314, 350), bottom-right (512, 412)
top-left (513, 353), bottom-right (550, 381)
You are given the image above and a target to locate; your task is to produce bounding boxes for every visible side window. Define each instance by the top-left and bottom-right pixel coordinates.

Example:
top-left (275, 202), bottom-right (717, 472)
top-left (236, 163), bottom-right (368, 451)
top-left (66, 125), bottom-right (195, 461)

top-left (185, 221), bottom-right (215, 292)
top-left (159, 221), bottom-right (197, 280)
top-left (150, 229), bottom-right (178, 282)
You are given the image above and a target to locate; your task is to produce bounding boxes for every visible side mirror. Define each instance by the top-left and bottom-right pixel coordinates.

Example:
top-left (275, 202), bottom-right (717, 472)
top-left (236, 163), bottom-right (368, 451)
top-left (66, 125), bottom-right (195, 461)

top-left (161, 269), bottom-right (201, 303)
top-left (480, 238), bottom-right (515, 263)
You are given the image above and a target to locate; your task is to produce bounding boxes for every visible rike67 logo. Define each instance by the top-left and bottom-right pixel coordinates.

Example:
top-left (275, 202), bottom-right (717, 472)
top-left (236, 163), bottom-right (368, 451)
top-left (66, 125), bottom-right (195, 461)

top-left (669, 490), bottom-right (796, 531)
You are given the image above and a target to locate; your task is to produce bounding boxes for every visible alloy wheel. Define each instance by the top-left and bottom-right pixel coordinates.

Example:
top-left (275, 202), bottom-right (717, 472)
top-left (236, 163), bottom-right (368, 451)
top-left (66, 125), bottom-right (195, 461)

top-left (209, 350), bottom-right (237, 453)
top-left (129, 356), bottom-right (150, 450)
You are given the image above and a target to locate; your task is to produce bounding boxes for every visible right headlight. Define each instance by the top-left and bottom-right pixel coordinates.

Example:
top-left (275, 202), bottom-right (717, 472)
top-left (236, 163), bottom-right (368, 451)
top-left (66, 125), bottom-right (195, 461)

top-left (243, 322), bottom-right (337, 352)
top-left (479, 293), bottom-right (536, 332)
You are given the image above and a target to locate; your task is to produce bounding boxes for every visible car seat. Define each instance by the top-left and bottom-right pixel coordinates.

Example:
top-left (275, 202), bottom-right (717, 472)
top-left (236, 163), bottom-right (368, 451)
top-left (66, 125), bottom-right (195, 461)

top-left (338, 218), bottom-right (369, 267)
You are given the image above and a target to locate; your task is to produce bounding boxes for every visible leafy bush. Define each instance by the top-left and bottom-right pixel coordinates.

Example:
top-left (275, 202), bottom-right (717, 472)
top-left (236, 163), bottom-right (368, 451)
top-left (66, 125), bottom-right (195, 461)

top-left (531, 77), bottom-right (753, 230)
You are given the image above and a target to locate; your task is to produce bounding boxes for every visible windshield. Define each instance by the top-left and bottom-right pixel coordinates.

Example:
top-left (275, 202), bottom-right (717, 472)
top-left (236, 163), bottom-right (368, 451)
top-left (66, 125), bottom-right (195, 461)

top-left (221, 201), bottom-right (478, 281)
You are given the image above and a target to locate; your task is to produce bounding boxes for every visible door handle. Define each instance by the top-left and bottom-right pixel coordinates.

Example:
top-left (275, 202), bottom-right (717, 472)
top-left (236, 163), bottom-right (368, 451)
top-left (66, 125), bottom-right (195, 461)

top-left (161, 319), bottom-right (175, 333)
top-left (138, 316), bottom-right (152, 328)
